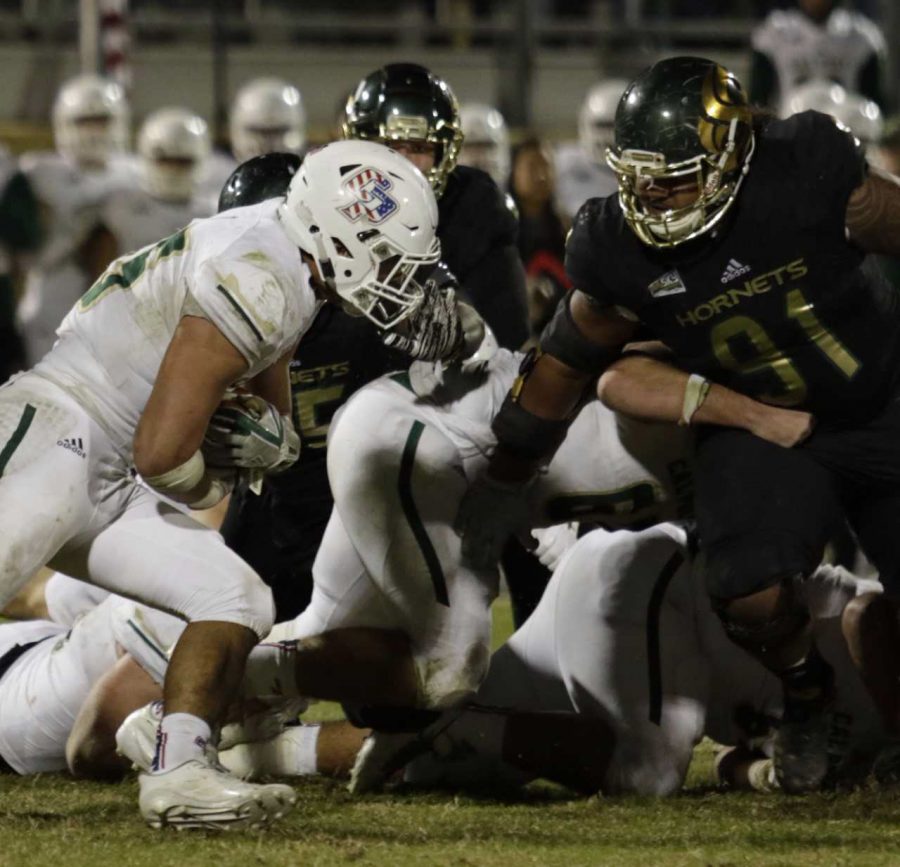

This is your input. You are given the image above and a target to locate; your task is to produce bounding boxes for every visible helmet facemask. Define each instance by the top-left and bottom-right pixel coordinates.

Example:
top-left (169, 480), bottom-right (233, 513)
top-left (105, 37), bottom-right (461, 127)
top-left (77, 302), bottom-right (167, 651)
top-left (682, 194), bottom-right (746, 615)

top-left (608, 118), bottom-right (755, 248)
top-left (335, 232), bottom-right (440, 329)
top-left (607, 58), bottom-right (755, 249)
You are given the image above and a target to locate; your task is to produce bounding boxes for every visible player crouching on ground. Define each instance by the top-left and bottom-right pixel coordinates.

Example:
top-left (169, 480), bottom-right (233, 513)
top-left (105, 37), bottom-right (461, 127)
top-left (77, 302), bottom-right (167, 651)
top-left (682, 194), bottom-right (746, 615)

top-left (356, 525), bottom-right (889, 796)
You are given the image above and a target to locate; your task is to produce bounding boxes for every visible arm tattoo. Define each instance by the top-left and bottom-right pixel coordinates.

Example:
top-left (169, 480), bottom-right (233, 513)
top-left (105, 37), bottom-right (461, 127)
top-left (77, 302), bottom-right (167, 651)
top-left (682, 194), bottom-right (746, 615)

top-left (845, 169), bottom-right (900, 257)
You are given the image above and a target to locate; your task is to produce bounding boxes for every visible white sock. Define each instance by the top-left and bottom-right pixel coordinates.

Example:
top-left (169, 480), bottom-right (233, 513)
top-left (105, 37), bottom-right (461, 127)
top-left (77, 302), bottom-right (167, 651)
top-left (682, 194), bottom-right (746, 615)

top-left (242, 641), bottom-right (301, 698)
top-left (153, 712), bottom-right (212, 772)
top-left (220, 724), bottom-right (321, 779)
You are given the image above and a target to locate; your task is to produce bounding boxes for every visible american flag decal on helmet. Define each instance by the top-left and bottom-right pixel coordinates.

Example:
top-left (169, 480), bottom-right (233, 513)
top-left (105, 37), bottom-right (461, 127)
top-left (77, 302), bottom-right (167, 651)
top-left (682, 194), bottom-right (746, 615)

top-left (339, 167), bottom-right (398, 224)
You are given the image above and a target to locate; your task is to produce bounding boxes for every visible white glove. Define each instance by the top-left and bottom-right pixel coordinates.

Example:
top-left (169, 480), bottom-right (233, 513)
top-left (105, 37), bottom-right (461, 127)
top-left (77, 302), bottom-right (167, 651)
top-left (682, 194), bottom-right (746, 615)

top-left (455, 474), bottom-right (533, 570)
top-left (203, 393), bottom-right (300, 474)
top-left (529, 523), bottom-right (579, 572)
top-left (382, 281), bottom-right (464, 362)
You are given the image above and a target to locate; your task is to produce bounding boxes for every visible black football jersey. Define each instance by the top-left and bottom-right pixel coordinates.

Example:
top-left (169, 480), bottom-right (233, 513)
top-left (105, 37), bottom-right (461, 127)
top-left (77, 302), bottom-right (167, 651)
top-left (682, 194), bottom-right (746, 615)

top-left (440, 165), bottom-right (529, 349)
top-left (566, 111), bottom-right (900, 424)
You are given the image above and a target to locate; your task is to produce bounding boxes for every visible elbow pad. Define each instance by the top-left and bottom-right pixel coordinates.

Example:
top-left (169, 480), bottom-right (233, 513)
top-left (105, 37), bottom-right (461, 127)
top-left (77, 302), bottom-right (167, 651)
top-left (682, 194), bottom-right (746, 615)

top-left (540, 292), bottom-right (622, 374)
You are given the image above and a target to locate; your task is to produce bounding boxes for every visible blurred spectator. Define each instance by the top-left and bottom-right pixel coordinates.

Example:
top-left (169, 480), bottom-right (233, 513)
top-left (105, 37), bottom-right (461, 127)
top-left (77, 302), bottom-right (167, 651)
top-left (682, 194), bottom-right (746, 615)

top-left (554, 78), bottom-right (625, 221)
top-left (509, 136), bottom-right (570, 337)
top-left (459, 103), bottom-right (510, 188)
top-left (749, 0), bottom-right (887, 110)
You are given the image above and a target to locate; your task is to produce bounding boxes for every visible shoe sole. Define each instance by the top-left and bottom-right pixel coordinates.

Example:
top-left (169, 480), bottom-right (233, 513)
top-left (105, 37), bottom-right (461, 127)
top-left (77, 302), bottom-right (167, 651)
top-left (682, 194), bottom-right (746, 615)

top-left (142, 792), bottom-right (296, 831)
top-left (143, 798), bottom-right (272, 831)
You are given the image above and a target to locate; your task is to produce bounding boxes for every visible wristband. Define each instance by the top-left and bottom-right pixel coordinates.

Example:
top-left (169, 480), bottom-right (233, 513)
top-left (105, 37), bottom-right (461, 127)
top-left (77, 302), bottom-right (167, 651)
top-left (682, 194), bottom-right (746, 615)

top-left (679, 373), bottom-right (711, 426)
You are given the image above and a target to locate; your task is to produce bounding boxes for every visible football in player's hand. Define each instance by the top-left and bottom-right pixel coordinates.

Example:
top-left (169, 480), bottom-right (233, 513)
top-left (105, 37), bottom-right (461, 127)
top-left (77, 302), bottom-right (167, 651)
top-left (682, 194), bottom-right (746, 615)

top-left (202, 391), bottom-right (298, 472)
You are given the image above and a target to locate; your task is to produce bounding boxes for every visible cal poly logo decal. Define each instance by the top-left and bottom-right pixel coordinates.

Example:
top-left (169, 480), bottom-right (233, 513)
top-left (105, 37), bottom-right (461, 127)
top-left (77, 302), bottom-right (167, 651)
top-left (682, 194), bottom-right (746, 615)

top-left (339, 167), bottom-right (398, 225)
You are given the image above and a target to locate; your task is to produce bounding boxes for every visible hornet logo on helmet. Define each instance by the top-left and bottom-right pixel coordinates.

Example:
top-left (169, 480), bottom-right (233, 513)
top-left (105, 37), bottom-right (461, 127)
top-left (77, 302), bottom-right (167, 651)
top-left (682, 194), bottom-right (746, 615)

top-left (339, 167), bottom-right (398, 224)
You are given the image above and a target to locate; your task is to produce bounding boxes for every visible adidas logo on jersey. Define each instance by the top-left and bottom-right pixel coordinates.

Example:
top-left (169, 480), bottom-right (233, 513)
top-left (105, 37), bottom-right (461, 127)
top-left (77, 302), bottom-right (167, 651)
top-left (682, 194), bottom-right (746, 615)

top-left (57, 437), bottom-right (86, 459)
top-left (720, 259), bottom-right (751, 284)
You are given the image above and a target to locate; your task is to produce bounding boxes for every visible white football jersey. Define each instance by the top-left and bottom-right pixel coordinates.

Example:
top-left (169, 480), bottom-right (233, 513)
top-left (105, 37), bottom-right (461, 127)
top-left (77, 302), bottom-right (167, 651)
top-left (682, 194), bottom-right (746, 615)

top-left (33, 199), bottom-right (320, 456)
top-left (341, 349), bottom-right (694, 529)
top-left (553, 141), bottom-right (619, 221)
top-left (17, 151), bottom-right (136, 364)
top-left (101, 185), bottom-right (216, 257)
top-left (752, 8), bottom-right (886, 109)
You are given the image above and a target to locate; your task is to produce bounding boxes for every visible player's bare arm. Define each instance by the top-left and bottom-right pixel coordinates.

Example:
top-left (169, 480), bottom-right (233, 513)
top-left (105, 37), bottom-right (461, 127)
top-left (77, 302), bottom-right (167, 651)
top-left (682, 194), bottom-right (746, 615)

top-left (245, 340), bottom-right (298, 416)
top-left (133, 314), bottom-right (248, 501)
top-left (845, 167), bottom-right (900, 255)
top-left (598, 353), bottom-right (815, 448)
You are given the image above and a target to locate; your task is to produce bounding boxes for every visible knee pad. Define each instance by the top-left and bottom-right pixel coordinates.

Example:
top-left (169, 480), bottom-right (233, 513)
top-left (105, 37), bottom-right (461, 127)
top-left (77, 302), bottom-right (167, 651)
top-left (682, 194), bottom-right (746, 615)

top-left (712, 578), bottom-right (809, 655)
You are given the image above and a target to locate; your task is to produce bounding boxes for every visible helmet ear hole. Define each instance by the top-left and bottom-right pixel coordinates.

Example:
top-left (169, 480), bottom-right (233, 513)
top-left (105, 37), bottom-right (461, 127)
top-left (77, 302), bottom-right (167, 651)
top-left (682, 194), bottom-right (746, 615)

top-left (331, 238), bottom-right (353, 258)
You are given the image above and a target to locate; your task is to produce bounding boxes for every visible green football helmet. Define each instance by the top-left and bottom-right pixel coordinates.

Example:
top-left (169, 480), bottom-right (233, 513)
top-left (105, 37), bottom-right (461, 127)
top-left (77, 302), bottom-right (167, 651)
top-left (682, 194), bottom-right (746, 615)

top-left (606, 56), bottom-right (755, 249)
top-left (342, 63), bottom-right (464, 197)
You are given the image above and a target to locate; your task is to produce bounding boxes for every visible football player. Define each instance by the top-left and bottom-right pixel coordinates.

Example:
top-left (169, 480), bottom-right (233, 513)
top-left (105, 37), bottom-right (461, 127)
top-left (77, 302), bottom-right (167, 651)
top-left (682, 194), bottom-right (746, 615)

top-left (209, 348), bottom-right (692, 751)
top-left (17, 73), bottom-right (135, 365)
top-left (197, 77), bottom-right (307, 212)
top-left (750, 0), bottom-right (886, 111)
top-left (553, 79), bottom-right (626, 221)
top-left (342, 63), bottom-right (528, 351)
top-left (0, 140), bottom-right (439, 829)
top-left (458, 103), bottom-right (510, 189)
top-left (455, 55), bottom-right (900, 795)
top-left (355, 525), bottom-right (885, 797)
top-left (87, 107), bottom-right (216, 266)
top-left (0, 576), bottom-right (351, 783)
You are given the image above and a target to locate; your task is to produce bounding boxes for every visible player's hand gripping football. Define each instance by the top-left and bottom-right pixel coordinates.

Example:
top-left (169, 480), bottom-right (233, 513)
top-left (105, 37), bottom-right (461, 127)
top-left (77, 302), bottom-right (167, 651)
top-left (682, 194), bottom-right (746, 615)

top-left (382, 279), bottom-right (464, 362)
top-left (203, 392), bottom-right (300, 473)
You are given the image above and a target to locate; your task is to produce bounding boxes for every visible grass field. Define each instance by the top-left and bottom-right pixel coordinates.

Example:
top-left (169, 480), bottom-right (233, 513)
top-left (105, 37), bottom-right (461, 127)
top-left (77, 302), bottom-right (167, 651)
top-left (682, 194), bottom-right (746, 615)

top-left (3, 599), bottom-right (900, 867)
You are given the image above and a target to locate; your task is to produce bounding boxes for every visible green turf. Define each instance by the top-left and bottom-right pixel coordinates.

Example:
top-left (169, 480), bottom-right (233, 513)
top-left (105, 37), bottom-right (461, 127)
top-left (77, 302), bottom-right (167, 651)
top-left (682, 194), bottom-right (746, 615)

top-left (3, 598), bottom-right (900, 866)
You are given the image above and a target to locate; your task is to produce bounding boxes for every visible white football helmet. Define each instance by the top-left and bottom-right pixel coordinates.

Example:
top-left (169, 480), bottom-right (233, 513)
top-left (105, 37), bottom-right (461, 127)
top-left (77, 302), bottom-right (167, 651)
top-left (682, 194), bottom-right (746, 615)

top-left (278, 140), bottom-right (440, 330)
top-left (578, 79), bottom-right (629, 166)
top-left (782, 80), bottom-right (883, 144)
top-left (230, 78), bottom-right (306, 163)
top-left (459, 103), bottom-right (510, 186)
top-left (52, 73), bottom-right (129, 166)
top-left (137, 107), bottom-right (211, 202)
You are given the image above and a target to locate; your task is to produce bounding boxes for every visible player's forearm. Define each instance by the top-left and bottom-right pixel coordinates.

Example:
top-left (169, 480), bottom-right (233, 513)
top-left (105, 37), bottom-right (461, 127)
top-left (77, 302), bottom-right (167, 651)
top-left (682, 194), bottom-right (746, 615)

top-left (489, 352), bottom-right (593, 484)
top-left (599, 354), bottom-right (771, 433)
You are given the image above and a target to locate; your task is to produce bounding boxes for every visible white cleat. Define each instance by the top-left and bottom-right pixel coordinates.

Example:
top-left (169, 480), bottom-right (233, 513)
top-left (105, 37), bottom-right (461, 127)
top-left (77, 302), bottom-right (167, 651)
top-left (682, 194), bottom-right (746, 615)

top-left (138, 760), bottom-right (297, 831)
top-left (116, 700), bottom-right (164, 772)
